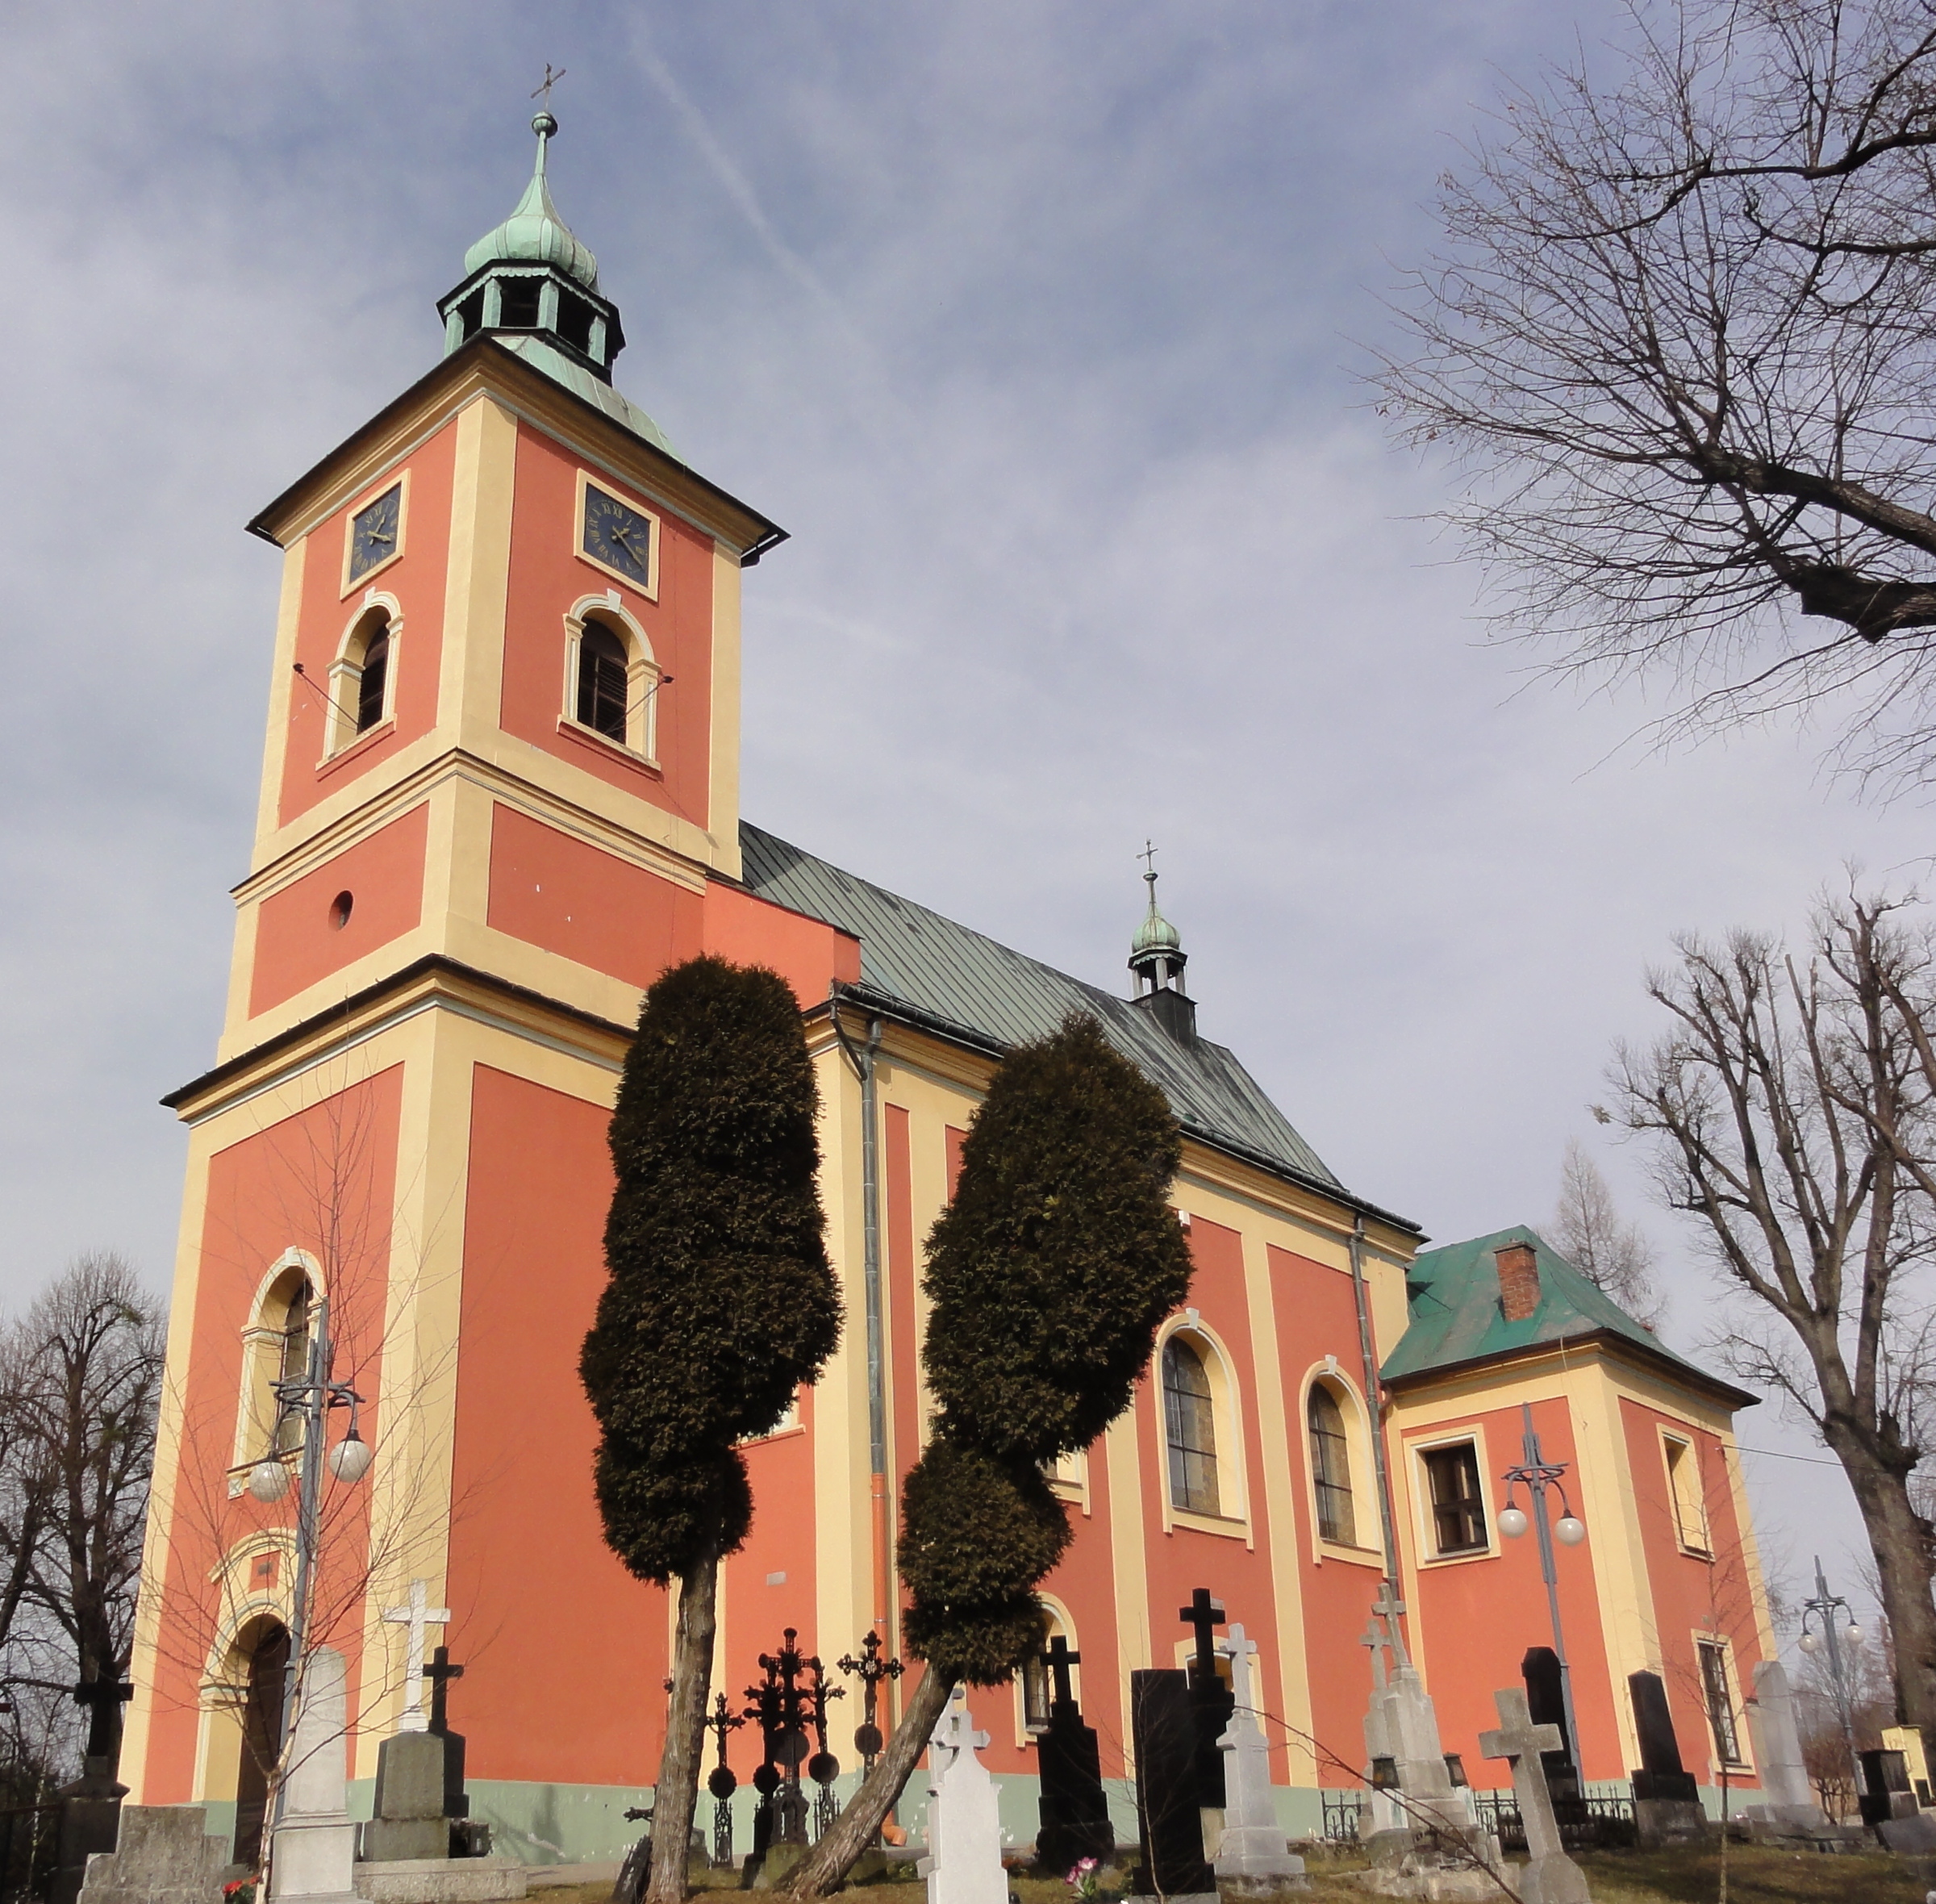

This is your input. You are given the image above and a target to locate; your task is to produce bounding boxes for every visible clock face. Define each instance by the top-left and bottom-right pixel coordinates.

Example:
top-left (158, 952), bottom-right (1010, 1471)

top-left (582, 484), bottom-right (653, 589)
top-left (347, 484), bottom-right (403, 584)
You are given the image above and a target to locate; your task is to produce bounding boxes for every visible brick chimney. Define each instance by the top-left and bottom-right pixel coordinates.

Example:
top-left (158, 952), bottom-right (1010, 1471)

top-left (1496, 1240), bottom-right (1542, 1322)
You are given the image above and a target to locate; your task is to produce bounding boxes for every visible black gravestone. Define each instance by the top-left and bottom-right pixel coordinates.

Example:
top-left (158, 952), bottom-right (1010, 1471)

top-left (1129, 1670), bottom-right (1213, 1898)
top-left (1521, 1647), bottom-right (1578, 1798)
top-left (1179, 1591), bottom-right (1234, 1814)
top-left (1627, 1672), bottom-right (1699, 1805)
top-left (1859, 1748), bottom-right (1919, 1827)
top-left (424, 1647), bottom-right (470, 1827)
top-left (1035, 1640), bottom-right (1115, 1873)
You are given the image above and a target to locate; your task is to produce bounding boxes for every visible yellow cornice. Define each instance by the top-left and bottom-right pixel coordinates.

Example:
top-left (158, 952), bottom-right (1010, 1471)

top-left (245, 339), bottom-right (782, 558)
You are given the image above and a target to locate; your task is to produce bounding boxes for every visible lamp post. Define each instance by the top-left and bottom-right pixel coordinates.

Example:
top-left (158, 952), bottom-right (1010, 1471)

top-left (1498, 1402), bottom-right (1588, 1774)
top-left (1797, 1555), bottom-right (1864, 1799)
top-left (243, 1286), bottom-right (373, 1747)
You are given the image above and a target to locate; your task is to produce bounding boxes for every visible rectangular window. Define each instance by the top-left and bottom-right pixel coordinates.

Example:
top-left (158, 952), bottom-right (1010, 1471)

top-left (1699, 1640), bottom-right (1745, 1765)
top-left (1423, 1443), bottom-right (1488, 1555)
top-left (1664, 1434), bottom-right (1712, 1554)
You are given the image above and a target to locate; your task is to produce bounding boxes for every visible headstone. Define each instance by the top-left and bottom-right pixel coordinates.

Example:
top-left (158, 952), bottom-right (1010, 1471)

top-left (270, 1646), bottom-right (359, 1904)
top-left (1859, 1748), bottom-right (1919, 1827)
top-left (1882, 1726), bottom-right (1934, 1806)
top-left (53, 1675), bottom-right (136, 1904)
top-left (361, 1733), bottom-right (449, 1861)
top-left (1359, 1615), bottom-right (1402, 1838)
top-left (1626, 1671), bottom-right (1705, 1848)
top-left (1128, 1670), bottom-right (1214, 1902)
top-left (1179, 1589), bottom-right (1234, 1822)
top-left (1479, 1688), bottom-right (1589, 1904)
top-left (423, 1648), bottom-right (478, 1846)
top-left (1033, 1638), bottom-right (1115, 1873)
top-left (1212, 1626), bottom-right (1305, 1891)
top-left (1521, 1648), bottom-right (1575, 1797)
top-left (75, 1804), bottom-right (228, 1904)
top-left (919, 1699), bottom-right (1005, 1904)
top-left (1744, 1663), bottom-right (1828, 1828)
top-left (382, 1583), bottom-right (450, 1735)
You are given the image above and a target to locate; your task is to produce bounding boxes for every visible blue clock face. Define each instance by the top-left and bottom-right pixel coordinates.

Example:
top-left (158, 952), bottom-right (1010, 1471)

top-left (348, 485), bottom-right (402, 583)
top-left (582, 484), bottom-right (653, 588)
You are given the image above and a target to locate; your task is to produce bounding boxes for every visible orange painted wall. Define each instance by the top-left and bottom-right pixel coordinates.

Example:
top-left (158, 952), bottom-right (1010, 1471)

top-left (703, 883), bottom-right (861, 1009)
top-left (137, 1071), bottom-right (402, 1802)
top-left (1134, 1217), bottom-right (1283, 1769)
top-left (1618, 1397), bottom-right (1766, 1777)
top-left (1405, 1397), bottom-right (1621, 1781)
top-left (279, 423), bottom-right (458, 825)
top-left (721, 1392), bottom-right (822, 1726)
top-left (445, 1064), bottom-right (671, 1785)
top-left (249, 804), bottom-right (429, 1017)
top-left (1265, 1243), bottom-right (1389, 1783)
top-left (497, 427), bottom-right (715, 825)
top-left (486, 805), bottom-right (703, 991)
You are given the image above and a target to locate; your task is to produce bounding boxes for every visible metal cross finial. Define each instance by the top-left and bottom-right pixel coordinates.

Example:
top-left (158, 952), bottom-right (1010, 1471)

top-left (531, 64), bottom-right (568, 106)
top-left (1140, 839), bottom-right (1158, 880)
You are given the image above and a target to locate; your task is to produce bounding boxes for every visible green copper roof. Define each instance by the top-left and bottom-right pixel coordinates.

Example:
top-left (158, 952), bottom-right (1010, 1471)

top-left (736, 821), bottom-right (1416, 1228)
top-left (1380, 1223), bottom-right (1746, 1399)
top-left (465, 113), bottom-right (599, 291)
top-left (1131, 874), bottom-right (1183, 957)
top-left (493, 334), bottom-right (682, 461)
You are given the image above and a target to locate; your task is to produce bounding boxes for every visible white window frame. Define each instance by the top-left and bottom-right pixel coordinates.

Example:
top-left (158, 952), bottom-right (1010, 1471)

top-left (561, 592), bottom-right (661, 766)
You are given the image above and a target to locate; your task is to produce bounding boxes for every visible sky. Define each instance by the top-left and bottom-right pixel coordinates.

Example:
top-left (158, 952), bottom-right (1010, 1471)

top-left (1, 0), bottom-right (1924, 1627)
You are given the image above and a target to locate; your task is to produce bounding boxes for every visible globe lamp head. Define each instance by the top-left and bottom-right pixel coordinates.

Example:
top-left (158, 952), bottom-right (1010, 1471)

top-left (1555, 1515), bottom-right (1587, 1547)
top-left (1498, 1505), bottom-right (1529, 1539)
top-left (328, 1431), bottom-right (373, 1484)
top-left (247, 1459), bottom-right (291, 1503)
top-left (1846, 1621), bottom-right (1863, 1645)
top-left (1799, 1630), bottom-right (1821, 1655)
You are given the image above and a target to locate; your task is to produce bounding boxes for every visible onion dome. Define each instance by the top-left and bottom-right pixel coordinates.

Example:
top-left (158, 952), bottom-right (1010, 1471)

top-left (464, 112), bottom-right (600, 290)
top-left (1129, 864), bottom-right (1189, 999)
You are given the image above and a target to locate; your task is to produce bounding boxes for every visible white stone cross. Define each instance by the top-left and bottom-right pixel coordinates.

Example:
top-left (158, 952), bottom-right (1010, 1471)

top-left (382, 1580), bottom-right (450, 1734)
top-left (1219, 1624), bottom-right (1259, 1710)
top-left (1479, 1687), bottom-right (1589, 1904)
top-left (1359, 1615), bottom-right (1391, 1692)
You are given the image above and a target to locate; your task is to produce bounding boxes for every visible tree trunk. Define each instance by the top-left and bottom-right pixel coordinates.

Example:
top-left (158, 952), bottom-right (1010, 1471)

top-left (780, 1665), bottom-right (955, 1899)
top-left (647, 1553), bottom-right (719, 1904)
top-left (1844, 1452), bottom-right (1936, 1765)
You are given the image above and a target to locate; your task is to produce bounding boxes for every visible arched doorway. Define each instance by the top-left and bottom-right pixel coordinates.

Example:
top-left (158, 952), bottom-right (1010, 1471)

top-left (232, 1621), bottom-right (289, 1870)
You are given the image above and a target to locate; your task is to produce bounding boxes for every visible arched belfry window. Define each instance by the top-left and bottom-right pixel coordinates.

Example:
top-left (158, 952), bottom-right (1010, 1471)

top-left (355, 621), bottom-right (390, 734)
top-left (1308, 1384), bottom-right (1357, 1546)
top-left (1162, 1335), bottom-right (1220, 1515)
top-left (232, 1254), bottom-right (319, 1476)
top-left (576, 620), bottom-right (629, 742)
top-left (326, 607), bottom-right (397, 754)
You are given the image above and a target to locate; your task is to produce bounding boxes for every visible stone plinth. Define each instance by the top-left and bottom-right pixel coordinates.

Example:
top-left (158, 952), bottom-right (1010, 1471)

top-left (77, 1804), bottom-right (229, 1904)
top-left (351, 1860), bottom-right (527, 1904)
top-left (362, 1733), bottom-right (450, 1863)
top-left (271, 1647), bottom-right (358, 1904)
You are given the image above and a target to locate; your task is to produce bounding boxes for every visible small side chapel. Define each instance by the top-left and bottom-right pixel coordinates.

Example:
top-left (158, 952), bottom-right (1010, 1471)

top-left (123, 115), bottom-right (1778, 1860)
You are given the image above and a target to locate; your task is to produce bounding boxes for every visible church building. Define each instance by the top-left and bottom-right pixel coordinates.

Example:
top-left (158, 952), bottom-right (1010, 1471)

top-left (122, 115), bottom-right (1778, 1861)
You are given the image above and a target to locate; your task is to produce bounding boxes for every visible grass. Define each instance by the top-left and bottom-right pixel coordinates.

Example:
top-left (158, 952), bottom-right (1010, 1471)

top-left (522, 1840), bottom-right (1934, 1903)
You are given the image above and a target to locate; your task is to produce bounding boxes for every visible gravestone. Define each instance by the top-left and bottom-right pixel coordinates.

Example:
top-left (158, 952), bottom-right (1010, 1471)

top-left (361, 1735), bottom-right (449, 1862)
top-left (1033, 1638), bottom-right (1116, 1873)
top-left (75, 1805), bottom-right (228, 1904)
top-left (1521, 1649), bottom-right (1575, 1798)
top-left (1179, 1589), bottom-right (1233, 1830)
top-left (382, 1582), bottom-right (449, 1735)
top-left (1479, 1689), bottom-right (1588, 1904)
top-left (424, 1647), bottom-right (485, 1852)
top-left (1859, 1748), bottom-right (1920, 1827)
top-left (919, 1699), bottom-right (1005, 1904)
top-left (1212, 1626), bottom-right (1305, 1892)
top-left (1129, 1671), bottom-right (1214, 1901)
top-left (270, 1646), bottom-right (359, 1904)
top-left (1882, 1726), bottom-right (1933, 1806)
top-left (53, 1673), bottom-right (135, 1904)
top-left (1626, 1672), bottom-right (1705, 1848)
top-left (1359, 1613), bottom-right (1402, 1839)
top-left (1743, 1662), bottom-right (1828, 1830)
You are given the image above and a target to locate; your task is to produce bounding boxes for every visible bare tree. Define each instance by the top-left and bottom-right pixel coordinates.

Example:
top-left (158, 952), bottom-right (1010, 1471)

top-left (1605, 887), bottom-right (1936, 1756)
top-left (1379, 0), bottom-right (1936, 792)
top-left (1550, 1137), bottom-right (1667, 1326)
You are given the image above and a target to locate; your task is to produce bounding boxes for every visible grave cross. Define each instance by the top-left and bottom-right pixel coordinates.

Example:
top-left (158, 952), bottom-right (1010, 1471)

top-left (383, 1579), bottom-right (450, 1733)
top-left (1358, 1616), bottom-right (1391, 1693)
top-left (422, 1644), bottom-right (464, 1735)
top-left (1479, 1687), bottom-right (1588, 1902)
top-left (72, 1672), bottom-right (135, 1760)
top-left (1179, 1587), bottom-right (1226, 1684)
top-left (1370, 1579), bottom-right (1412, 1668)
top-left (707, 1690), bottom-right (745, 1764)
top-left (1042, 1635), bottom-right (1083, 1717)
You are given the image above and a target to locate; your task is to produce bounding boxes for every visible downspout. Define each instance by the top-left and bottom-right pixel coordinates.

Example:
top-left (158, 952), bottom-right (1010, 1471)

top-left (829, 996), bottom-right (891, 1672)
top-left (1350, 1213), bottom-right (1402, 1584)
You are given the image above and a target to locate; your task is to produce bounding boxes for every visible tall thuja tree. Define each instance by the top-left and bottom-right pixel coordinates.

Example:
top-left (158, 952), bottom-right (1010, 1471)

top-left (582, 958), bottom-right (841, 1904)
top-left (786, 1013), bottom-right (1192, 1897)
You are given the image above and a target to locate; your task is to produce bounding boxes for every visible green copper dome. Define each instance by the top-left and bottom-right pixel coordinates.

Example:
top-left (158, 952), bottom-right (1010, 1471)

top-left (1132, 874), bottom-right (1183, 957)
top-left (464, 113), bottom-right (599, 291)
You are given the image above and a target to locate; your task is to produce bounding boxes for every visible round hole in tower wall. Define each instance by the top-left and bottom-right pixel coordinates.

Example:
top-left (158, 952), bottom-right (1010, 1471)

top-left (328, 891), bottom-right (354, 930)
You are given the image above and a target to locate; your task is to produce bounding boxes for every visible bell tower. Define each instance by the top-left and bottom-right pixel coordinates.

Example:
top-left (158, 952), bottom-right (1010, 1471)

top-left (123, 115), bottom-right (853, 1818)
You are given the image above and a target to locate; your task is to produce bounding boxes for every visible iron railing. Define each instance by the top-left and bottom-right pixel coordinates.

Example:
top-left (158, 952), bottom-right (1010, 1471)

top-left (1321, 1790), bottom-right (1364, 1843)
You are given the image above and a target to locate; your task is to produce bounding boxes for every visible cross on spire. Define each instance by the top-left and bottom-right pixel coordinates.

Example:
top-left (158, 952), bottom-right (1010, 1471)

top-left (530, 64), bottom-right (568, 107)
top-left (1140, 840), bottom-right (1158, 878)
top-left (422, 1645), bottom-right (464, 1735)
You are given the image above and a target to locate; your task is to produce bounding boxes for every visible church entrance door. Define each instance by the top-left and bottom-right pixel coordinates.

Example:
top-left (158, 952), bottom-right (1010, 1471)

top-left (232, 1622), bottom-right (290, 1870)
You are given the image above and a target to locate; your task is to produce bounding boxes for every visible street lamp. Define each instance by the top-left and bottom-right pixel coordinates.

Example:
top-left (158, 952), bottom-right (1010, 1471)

top-left (1499, 1402), bottom-right (1587, 1774)
top-left (251, 1286), bottom-right (374, 1747)
top-left (1800, 1556), bottom-right (1863, 1801)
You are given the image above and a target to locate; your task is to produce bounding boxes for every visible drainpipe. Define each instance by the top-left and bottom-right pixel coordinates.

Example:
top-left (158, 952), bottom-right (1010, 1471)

top-left (829, 997), bottom-right (891, 1676)
top-left (1350, 1213), bottom-right (1402, 1585)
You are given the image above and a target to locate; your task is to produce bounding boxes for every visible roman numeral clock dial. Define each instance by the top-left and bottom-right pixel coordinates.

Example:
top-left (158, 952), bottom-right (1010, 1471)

top-left (581, 483), bottom-right (653, 590)
top-left (347, 483), bottom-right (402, 585)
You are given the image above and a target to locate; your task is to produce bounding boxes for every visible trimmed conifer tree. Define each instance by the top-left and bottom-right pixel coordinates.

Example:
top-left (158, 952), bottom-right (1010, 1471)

top-left (582, 957), bottom-right (840, 1904)
top-left (784, 1013), bottom-right (1192, 1897)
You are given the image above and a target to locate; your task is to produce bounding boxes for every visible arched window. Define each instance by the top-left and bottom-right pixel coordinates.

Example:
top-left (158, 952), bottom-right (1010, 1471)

top-left (355, 620), bottom-right (390, 733)
top-left (1308, 1384), bottom-right (1357, 1546)
top-left (576, 619), bottom-right (630, 742)
top-left (1162, 1335), bottom-right (1220, 1515)
top-left (270, 1273), bottom-right (311, 1454)
top-left (1017, 1605), bottom-right (1076, 1737)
